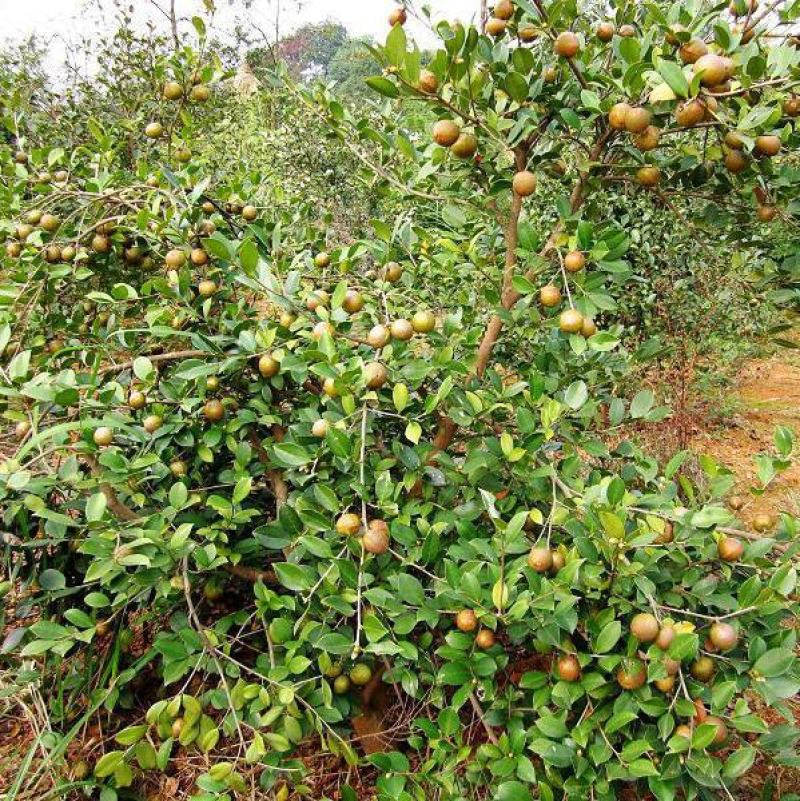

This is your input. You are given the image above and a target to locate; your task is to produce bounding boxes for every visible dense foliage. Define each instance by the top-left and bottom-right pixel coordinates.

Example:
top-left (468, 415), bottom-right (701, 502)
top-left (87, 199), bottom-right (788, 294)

top-left (1, 2), bottom-right (800, 801)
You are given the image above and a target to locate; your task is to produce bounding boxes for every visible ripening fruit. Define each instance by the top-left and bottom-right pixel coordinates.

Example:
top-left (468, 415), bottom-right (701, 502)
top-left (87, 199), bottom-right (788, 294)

top-left (198, 279), bottom-right (217, 298)
top-left (388, 6), bottom-right (407, 26)
top-left (5, 241), bottom-right (21, 258)
top-left (527, 547), bottom-right (553, 573)
top-left (543, 66), bottom-right (558, 83)
top-left (753, 512), bottom-right (774, 531)
top-left (364, 519), bottom-right (390, 554)
top-left (190, 84), bottom-right (210, 102)
top-left (418, 70), bottom-right (439, 94)
top-left (519, 24), bottom-right (538, 42)
top-left (625, 106), bottom-right (652, 134)
top-left (655, 676), bottom-right (675, 692)
top-left (550, 550), bottom-right (566, 573)
top-left (26, 209), bottom-right (43, 225)
top-left (664, 657), bottom-right (680, 676)
top-left (451, 133), bottom-right (478, 159)
top-left (61, 245), bottom-right (76, 262)
top-left (690, 655), bottom-right (716, 682)
top-left (728, 494), bottom-right (745, 510)
top-left (384, 262), bottom-right (403, 282)
top-left (494, 0), bottom-right (514, 19)
top-left (705, 715), bottom-right (729, 746)
top-left (336, 513), bottom-right (362, 537)
top-left (709, 622), bottom-right (738, 651)
top-left (718, 535), bottom-right (744, 562)
top-left (619, 24), bottom-right (636, 37)
top-left (367, 324), bottom-right (391, 349)
top-left (630, 613), bottom-right (660, 643)
top-left (40, 214), bottom-right (60, 233)
top-left (616, 659), bottom-right (647, 690)
top-left (724, 131), bottom-right (744, 150)
top-left (724, 149), bottom-right (748, 173)
top-left (206, 376), bottom-right (220, 392)
top-left (44, 245), bottom-right (62, 263)
top-left (486, 17), bottom-right (508, 37)
top-left (165, 249), bottom-right (186, 268)
top-left (143, 415), bottom-right (163, 434)
top-left (145, 121), bottom-right (163, 138)
top-left (656, 624), bottom-right (675, 650)
top-left (242, 205), bottom-right (258, 221)
top-left (564, 251), bottom-right (586, 273)
top-left (475, 629), bottom-right (496, 649)
top-left (559, 309), bottom-right (584, 333)
top-left (539, 284), bottom-right (562, 307)
top-left (596, 22), bottom-right (615, 41)
top-left (312, 419), bottom-right (329, 438)
top-left (93, 427), bottom-right (114, 446)
top-left (456, 609), bottom-right (478, 632)
top-left (634, 125), bottom-right (660, 151)
top-left (279, 311), bottom-right (296, 328)
top-left (364, 361), bottom-right (388, 390)
top-left (314, 252), bottom-right (331, 269)
top-left (313, 321), bottom-right (335, 339)
top-left (15, 420), bottom-right (31, 439)
top-left (755, 134), bottom-right (781, 157)
top-left (350, 663), bottom-right (373, 686)
top-left (390, 319), bottom-right (414, 341)
top-left (757, 205), bottom-right (777, 222)
top-left (581, 317), bottom-right (597, 338)
top-left (170, 460), bottom-right (187, 477)
top-left (322, 377), bottom-right (339, 398)
top-left (556, 654), bottom-right (581, 682)
top-left (412, 310), bottom-right (436, 333)
top-left (693, 53), bottom-right (729, 86)
top-left (676, 99), bottom-right (706, 127)
top-left (783, 96), bottom-right (800, 117)
top-left (16, 223), bottom-right (33, 241)
top-left (307, 290), bottom-right (329, 311)
top-left (433, 119), bottom-right (461, 147)
top-left (163, 81), bottom-right (183, 100)
top-left (14, 151), bottom-right (28, 164)
top-left (258, 354), bottom-right (280, 378)
top-left (333, 675), bottom-right (351, 694)
top-left (343, 290), bottom-right (364, 314)
top-left (554, 31), bottom-right (580, 58)
top-left (191, 248), bottom-right (208, 266)
top-left (674, 724), bottom-right (693, 740)
top-left (129, 372), bottom-right (150, 403)
top-left (512, 170), bottom-right (537, 197)
top-left (654, 521), bottom-right (674, 544)
top-left (203, 399), bottom-right (225, 422)
top-left (679, 38), bottom-right (708, 64)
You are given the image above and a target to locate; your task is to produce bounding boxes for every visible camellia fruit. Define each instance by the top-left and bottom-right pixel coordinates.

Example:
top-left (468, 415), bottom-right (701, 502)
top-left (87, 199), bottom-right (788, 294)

top-left (390, 319), bottom-right (414, 341)
top-left (527, 546), bottom-right (553, 573)
top-left (556, 654), bottom-right (581, 682)
top-left (596, 22), bottom-right (615, 41)
top-left (637, 165), bottom-right (661, 187)
top-left (564, 250), bottom-right (586, 272)
top-left (336, 513), bottom-right (362, 537)
top-left (630, 613), bottom-right (660, 643)
top-left (616, 658), bottom-right (647, 690)
top-left (539, 284), bottom-right (562, 307)
top-left (433, 119), bottom-right (461, 147)
top-left (388, 6), bottom-right (407, 26)
top-left (559, 308), bottom-right (584, 333)
top-left (312, 419), bottom-right (328, 438)
top-left (418, 70), bottom-right (439, 94)
top-left (451, 133), bottom-right (478, 159)
top-left (203, 399), bottom-right (225, 422)
top-left (624, 106), bottom-right (652, 134)
top-left (363, 519), bottom-right (390, 554)
top-left (342, 289), bottom-right (364, 314)
top-left (512, 170), bottom-right (537, 197)
top-left (690, 655), bottom-right (716, 682)
top-left (367, 324), bottom-right (391, 348)
top-left (93, 427), bottom-right (114, 446)
top-left (608, 102), bottom-right (631, 130)
top-left (709, 622), bottom-right (738, 651)
top-left (486, 17), bottom-right (508, 37)
top-left (718, 535), bottom-right (744, 562)
top-left (412, 310), bottom-right (436, 333)
top-left (364, 361), bottom-right (388, 390)
top-left (554, 31), bottom-right (580, 58)
top-left (258, 354), bottom-right (280, 378)
top-left (475, 629), bottom-right (496, 649)
top-left (456, 609), bottom-right (478, 632)
top-left (755, 134), bottom-right (781, 156)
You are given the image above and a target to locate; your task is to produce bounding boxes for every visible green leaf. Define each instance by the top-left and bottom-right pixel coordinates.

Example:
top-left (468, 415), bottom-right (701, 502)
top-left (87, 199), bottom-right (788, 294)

top-left (94, 750), bottom-right (125, 778)
top-left (274, 563), bottom-right (314, 591)
top-left (564, 380), bottom-right (588, 410)
top-left (133, 356), bottom-right (154, 382)
top-left (722, 747), bottom-right (756, 779)
top-left (504, 72), bottom-right (529, 103)
top-left (656, 60), bottom-right (689, 97)
top-left (272, 443), bottom-right (313, 467)
top-left (366, 76), bottom-right (400, 98)
top-left (630, 389), bottom-right (654, 419)
top-left (386, 23), bottom-right (407, 68)
top-left (39, 569), bottom-right (66, 591)
top-left (753, 648), bottom-right (794, 677)
top-left (595, 621), bottom-right (622, 653)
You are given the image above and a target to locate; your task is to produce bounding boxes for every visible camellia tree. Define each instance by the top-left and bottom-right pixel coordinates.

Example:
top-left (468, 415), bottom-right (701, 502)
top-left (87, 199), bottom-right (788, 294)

top-left (1, 2), bottom-right (800, 801)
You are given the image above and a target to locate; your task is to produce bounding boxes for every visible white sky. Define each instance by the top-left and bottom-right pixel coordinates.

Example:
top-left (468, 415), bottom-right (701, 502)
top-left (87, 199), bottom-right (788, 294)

top-left (0, 1), bottom-right (479, 58)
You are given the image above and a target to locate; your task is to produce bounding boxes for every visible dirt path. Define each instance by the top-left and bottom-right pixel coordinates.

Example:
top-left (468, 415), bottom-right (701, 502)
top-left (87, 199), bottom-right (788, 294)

top-left (691, 343), bottom-right (800, 521)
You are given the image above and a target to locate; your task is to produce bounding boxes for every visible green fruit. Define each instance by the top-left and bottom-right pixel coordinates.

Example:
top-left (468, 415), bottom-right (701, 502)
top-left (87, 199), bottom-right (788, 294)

top-left (333, 675), bottom-right (351, 694)
top-left (349, 663), bottom-right (373, 686)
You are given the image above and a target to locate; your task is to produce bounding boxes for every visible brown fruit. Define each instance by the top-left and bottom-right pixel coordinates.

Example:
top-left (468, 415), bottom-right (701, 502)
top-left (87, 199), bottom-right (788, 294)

top-left (539, 284), bottom-right (562, 307)
top-left (451, 133), bottom-right (478, 159)
top-left (619, 24), bottom-right (636, 37)
top-left (690, 655), bottom-right (716, 682)
top-left (693, 698), bottom-right (708, 723)
top-left (554, 31), bottom-right (580, 58)
top-left (175, 147), bottom-right (192, 164)
top-left (705, 715), bottom-right (728, 746)
top-left (198, 279), bottom-right (217, 298)
top-left (166, 249), bottom-right (186, 268)
top-left (206, 376), bottom-right (220, 391)
top-left (512, 170), bottom-right (537, 197)
top-left (783, 97), bottom-right (800, 117)
top-left (390, 319), bottom-right (414, 341)
top-left (518, 24), bottom-right (538, 42)
top-left (191, 248), bottom-right (209, 266)
top-left (718, 536), bottom-right (744, 562)
top-left (528, 546), bottom-right (553, 573)
top-left (617, 659), bottom-right (647, 690)
top-left (564, 251), bottom-right (586, 273)
top-left (343, 290), bottom-right (364, 314)
top-left (364, 361), bottom-right (388, 389)
top-left (581, 318), bottom-right (597, 338)
top-left (433, 120), bottom-right (461, 147)
top-left (93, 427), bottom-right (114, 446)
top-left (630, 613), bottom-right (660, 643)
top-left (655, 676), bottom-right (675, 692)
top-left (129, 390), bottom-right (147, 410)
top-left (693, 53), bottom-right (729, 87)
top-left (550, 551), bottom-right (566, 573)
top-left (755, 134), bottom-right (781, 156)
top-left (556, 654), bottom-right (581, 682)
top-left (6, 242), bottom-right (21, 258)
top-left (26, 209), bottom-right (42, 225)
top-left (475, 629), bottom-right (496, 650)
top-left (389, 6), bottom-right (407, 26)
top-left (728, 494), bottom-right (745, 510)
top-left (625, 106), bottom-right (652, 134)
top-left (456, 609), bottom-right (478, 632)
top-left (559, 309), bottom-right (584, 333)
top-left (412, 310), bottom-right (436, 333)
top-left (664, 657), bottom-right (680, 676)
top-left (203, 399), bottom-right (225, 422)
top-left (143, 415), bottom-right (163, 434)
top-left (543, 66), bottom-right (558, 83)
top-left (16, 223), bottom-right (33, 241)
top-left (312, 419), bottom-right (329, 438)
top-left (44, 245), bottom-right (62, 263)
top-left (258, 354), bottom-right (280, 378)
top-left (367, 324), bottom-right (391, 349)
top-left (709, 622), bottom-right (738, 652)
top-left (418, 70), bottom-right (439, 94)
top-left (384, 261), bottom-right (403, 282)
top-left (654, 520), bottom-right (674, 544)
top-left (724, 149), bottom-right (748, 174)
top-left (363, 519), bottom-right (390, 554)
top-left (757, 205), bottom-right (777, 222)
top-left (494, 0), bottom-right (514, 19)
top-left (656, 624), bottom-right (676, 650)
top-left (336, 512), bottom-right (362, 536)
top-left (486, 18), bottom-right (508, 37)
top-left (679, 38), bottom-right (708, 64)
top-left (634, 125), bottom-right (660, 151)
top-left (596, 22), bottom-right (615, 42)
top-left (676, 99), bottom-right (706, 127)
top-left (61, 245), bottom-right (76, 262)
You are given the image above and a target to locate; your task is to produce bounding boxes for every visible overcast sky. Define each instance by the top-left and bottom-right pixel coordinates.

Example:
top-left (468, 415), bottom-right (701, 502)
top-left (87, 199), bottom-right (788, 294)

top-left (0, 1), bottom-right (479, 58)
